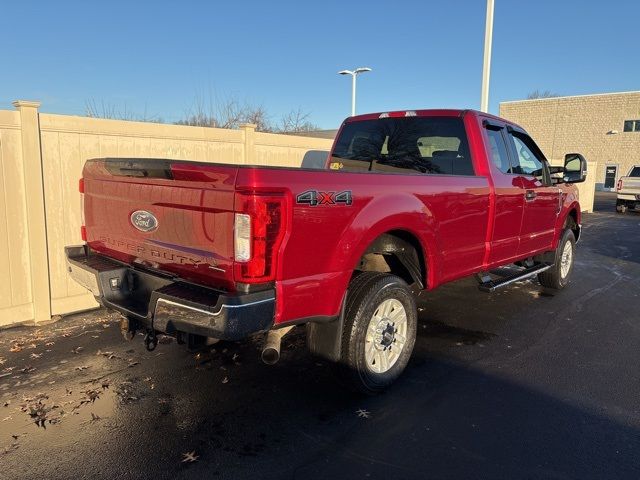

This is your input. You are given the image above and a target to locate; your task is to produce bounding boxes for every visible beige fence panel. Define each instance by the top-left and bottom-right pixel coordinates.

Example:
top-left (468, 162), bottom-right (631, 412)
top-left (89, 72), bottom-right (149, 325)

top-left (0, 110), bottom-right (34, 326)
top-left (254, 130), bottom-right (332, 167)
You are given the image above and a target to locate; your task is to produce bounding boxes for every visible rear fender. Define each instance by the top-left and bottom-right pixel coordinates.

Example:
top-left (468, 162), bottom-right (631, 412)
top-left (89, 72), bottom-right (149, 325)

top-left (335, 193), bottom-right (439, 294)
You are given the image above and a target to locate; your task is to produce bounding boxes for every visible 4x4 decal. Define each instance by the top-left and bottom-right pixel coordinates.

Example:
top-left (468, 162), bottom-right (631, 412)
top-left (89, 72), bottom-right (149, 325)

top-left (296, 190), bottom-right (352, 206)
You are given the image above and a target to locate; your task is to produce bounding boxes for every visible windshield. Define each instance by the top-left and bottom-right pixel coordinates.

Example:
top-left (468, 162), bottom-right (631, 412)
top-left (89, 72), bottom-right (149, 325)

top-left (330, 116), bottom-right (474, 175)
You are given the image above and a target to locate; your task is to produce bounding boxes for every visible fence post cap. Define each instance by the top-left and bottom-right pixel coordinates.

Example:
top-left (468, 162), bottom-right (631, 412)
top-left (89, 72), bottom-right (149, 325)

top-left (239, 123), bottom-right (257, 130)
top-left (12, 100), bottom-right (41, 109)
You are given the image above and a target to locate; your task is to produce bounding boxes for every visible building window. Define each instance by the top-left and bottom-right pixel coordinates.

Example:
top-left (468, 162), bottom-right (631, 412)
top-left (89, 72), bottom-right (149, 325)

top-left (623, 120), bottom-right (640, 132)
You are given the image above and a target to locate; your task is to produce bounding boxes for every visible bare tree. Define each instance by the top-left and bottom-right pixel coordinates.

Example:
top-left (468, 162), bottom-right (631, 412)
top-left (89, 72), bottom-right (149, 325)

top-left (85, 94), bottom-right (320, 133)
top-left (176, 95), bottom-right (318, 133)
top-left (85, 99), bottom-right (163, 123)
top-left (278, 107), bottom-right (319, 133)
top-left (526, 90), bottom-right (560, 100)
top-left (175, 94), bottom-right (275, 131)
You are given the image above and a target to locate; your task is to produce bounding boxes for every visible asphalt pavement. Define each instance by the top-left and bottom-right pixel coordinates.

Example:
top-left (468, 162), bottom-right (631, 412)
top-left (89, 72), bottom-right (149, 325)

top-left (1, 192), bottom-right (638, 480)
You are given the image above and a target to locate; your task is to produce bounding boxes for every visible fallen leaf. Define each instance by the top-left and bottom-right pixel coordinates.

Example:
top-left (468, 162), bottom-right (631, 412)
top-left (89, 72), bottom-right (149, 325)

top-left (102, 324), bottom-right (110, 329)
top-left (221, 377), bottom-right (229, 384)
top-left (45, 342), bottom-right (55, 347)
top-left (127, 361), bottom-right (139, 368)
top-left (181, 451), bottom-right (199, 463)
top-left (71, 347), bottom-right (84, 354)
top-left (29, 353), bottom-right (42, 360)
top-left (75, 366), bottom-right (89, 371)
top-left (20, 366), bottom-right (36, 374)
top-left (9, 345), bottom-right (22, 353)
top-left (355, 409), bottom-right (371, 419)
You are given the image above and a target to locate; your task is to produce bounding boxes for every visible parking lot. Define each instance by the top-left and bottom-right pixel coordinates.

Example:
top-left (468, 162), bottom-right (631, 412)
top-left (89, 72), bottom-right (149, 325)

top-left (0, 191), bottom-right (638, 480)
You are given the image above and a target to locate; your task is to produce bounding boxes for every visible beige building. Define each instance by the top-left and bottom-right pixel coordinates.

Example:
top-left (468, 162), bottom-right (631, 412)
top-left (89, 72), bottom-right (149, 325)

top-left (500, 91), bottom-right (640, 190)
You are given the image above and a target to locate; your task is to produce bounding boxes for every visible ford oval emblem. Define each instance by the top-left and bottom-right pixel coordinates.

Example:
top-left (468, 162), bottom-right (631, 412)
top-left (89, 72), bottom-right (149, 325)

top-left (130, 210), bottom-right (158, 232)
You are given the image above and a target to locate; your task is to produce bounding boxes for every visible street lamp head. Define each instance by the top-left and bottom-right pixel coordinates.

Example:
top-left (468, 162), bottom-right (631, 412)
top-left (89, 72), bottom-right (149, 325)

top-left (338, 70), bottom-right (353, 76)
top-left (354, 67), bottom-right (372, 74)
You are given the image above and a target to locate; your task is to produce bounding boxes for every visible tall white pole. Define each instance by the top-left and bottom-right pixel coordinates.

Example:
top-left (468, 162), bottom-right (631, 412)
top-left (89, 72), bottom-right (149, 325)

top-left (351, 73), bottom-right (357, 117)
top-left (480, 0), bottom-right (494, 112)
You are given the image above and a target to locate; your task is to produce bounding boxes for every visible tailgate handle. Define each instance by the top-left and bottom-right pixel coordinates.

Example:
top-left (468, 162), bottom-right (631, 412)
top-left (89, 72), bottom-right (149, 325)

top-left (525, 190), bottom-right (537, 201)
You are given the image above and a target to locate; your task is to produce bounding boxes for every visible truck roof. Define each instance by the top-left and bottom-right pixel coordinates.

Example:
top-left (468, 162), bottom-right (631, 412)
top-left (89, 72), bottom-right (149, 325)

top-left (345, 109), bottom-right (525, 131)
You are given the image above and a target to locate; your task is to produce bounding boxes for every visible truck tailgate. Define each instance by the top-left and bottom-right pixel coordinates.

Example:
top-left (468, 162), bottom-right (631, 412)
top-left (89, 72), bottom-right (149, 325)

top-left (82, 159), bottom-right (238, 290)
top-left (619, 176), bottom-right (640, 195)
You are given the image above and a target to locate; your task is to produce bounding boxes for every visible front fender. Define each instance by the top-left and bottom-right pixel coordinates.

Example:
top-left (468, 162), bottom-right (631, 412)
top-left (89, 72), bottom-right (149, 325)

top-left (553, 189), bottom-right (581, 249)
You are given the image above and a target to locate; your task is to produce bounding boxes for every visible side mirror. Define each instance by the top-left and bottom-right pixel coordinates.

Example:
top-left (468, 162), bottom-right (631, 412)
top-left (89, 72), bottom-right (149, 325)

top-left (563, 153), bottom-right (587, 184)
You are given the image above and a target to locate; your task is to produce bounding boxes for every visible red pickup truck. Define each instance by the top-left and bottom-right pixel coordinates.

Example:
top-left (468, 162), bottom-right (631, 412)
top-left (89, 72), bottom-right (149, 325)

top-left (66, 109), bottom-right (586, 393)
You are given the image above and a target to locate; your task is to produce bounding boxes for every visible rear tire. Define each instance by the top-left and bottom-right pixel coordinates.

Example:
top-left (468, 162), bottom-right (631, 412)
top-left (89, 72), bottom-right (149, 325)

top-left (337, 272), bottom-right (417, 394)
top-left (538, 229), bottom-right (576, 290)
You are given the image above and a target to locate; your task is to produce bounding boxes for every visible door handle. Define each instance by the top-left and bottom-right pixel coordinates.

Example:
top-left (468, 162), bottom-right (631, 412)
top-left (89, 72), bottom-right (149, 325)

top-left (525, 190), bottom-right (537, 201)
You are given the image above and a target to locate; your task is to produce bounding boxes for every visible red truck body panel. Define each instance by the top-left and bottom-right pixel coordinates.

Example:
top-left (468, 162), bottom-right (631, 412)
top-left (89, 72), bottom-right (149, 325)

top-left (81, 109), bottom-right (581, 327)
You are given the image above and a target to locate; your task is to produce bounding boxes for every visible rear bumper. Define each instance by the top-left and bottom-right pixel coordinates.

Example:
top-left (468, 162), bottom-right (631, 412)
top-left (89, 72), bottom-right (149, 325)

top-left (65, 245), bottom-right (274, 340)
top-left (617, 193), bottom-right (640, 201)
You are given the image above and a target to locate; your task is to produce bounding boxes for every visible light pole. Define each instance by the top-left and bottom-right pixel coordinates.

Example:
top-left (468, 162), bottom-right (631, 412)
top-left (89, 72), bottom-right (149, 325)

top-left (480, 0), bottom-right (495, 112)
top-left (338, 67), bottom-right (372, 116)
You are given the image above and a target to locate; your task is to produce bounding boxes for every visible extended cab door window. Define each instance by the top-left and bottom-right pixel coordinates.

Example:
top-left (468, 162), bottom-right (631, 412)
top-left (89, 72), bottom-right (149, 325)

top-left (485, 128), bottom-right (512, 174)
top-left (329, 116), bottom-right (475, 176)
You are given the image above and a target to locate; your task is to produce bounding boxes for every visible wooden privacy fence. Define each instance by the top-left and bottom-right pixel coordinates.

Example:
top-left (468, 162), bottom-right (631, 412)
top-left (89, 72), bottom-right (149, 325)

top-left (0, 100), bottom-right (333, 328)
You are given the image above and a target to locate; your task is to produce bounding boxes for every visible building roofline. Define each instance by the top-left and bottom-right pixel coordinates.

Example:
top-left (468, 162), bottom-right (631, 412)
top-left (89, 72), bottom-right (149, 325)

top-left (500, 90), bottom-right (640, 105)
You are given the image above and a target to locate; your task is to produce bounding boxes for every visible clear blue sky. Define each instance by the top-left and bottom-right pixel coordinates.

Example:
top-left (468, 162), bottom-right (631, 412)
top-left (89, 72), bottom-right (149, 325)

top-left (1, 0), bottom-right (638, 128)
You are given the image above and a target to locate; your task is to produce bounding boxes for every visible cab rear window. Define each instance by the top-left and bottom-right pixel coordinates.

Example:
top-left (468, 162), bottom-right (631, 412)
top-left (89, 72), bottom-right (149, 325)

top-left (330, 116), bottom-right (474, 176)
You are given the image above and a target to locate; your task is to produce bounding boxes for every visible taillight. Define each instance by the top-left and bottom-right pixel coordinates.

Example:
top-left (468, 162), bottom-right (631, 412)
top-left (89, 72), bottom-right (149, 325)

top-left (234, 192), bottom-right (287, 283)
top-left (234, 214), bottom-right (251, 262)
top-left (79, 178), bottom-right (87, 241)
top-left (617, 179), bottom-right (623, 191)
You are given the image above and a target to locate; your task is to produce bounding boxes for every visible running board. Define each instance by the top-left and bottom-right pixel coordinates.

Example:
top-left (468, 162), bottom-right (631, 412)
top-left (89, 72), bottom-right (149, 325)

top-left (477, 264), bottom-right (552, 293)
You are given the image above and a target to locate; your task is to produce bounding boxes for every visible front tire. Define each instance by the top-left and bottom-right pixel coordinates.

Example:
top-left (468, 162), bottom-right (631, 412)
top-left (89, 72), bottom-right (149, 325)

top-left (338, 272), bottom-right (417, 394)
top-left (538, 229), bottom-right (576, 290)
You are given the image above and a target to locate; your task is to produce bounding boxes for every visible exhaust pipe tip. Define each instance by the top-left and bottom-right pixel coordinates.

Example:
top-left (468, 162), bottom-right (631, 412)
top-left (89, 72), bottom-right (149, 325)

top-left (261, 347), bottom-right (280, 365)
top-left (261, 326), bottom-right (294, 365)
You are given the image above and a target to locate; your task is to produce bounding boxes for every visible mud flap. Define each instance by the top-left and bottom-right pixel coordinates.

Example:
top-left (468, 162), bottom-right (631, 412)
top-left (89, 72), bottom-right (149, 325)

top-left (306, 296), bottom-right (346, 363)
